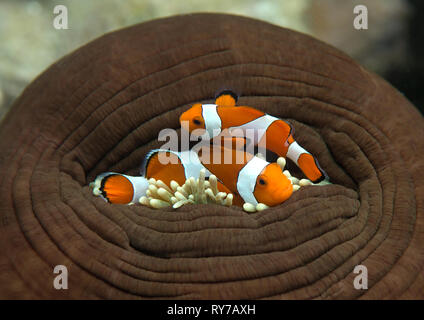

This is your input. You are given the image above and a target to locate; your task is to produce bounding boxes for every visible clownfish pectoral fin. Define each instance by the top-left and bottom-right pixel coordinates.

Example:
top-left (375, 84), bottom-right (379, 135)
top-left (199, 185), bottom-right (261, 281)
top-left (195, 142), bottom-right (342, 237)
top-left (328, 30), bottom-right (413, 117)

top-left (91, 172), bottom-right (148, 204)
top-left (215, 90), bottom-right (238, 107)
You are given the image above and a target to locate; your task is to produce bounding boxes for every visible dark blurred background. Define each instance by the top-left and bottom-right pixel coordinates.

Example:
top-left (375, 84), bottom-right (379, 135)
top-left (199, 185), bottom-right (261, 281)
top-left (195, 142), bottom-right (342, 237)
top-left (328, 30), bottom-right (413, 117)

top-left (0, 0), bottom-right (422, 122)
top-left (385, 0), bottom-right (424, 114)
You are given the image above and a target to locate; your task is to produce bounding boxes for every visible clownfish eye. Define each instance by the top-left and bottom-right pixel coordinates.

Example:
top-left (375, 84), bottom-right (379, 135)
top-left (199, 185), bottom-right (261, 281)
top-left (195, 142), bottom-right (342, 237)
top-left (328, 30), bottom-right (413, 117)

top-left (193, 118), bottom-right (201, 125)
top-left (258, 178), bottom-right (266, 186)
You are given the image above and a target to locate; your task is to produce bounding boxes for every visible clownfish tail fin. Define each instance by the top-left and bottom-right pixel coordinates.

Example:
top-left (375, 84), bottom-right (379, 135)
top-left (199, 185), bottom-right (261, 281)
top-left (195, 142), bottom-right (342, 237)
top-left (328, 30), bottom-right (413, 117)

top-left (285, 140), bottom-right (329, 184)
top-left (91, 172), bottom-right (148, 204)
top-left (312, 158), bottom-right (330, 183)
top-left (297, 152), bottom-right (329, 184)
top-left (90, 172), bottom-right (114, 198)
top-left (215, 89), bottom-right (239, 107)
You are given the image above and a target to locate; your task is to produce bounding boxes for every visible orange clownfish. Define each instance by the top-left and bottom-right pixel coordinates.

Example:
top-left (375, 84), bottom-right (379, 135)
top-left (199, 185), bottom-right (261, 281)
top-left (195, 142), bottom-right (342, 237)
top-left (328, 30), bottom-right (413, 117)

top-left (179, 90), bottom-right (328, 183)
top-left (197, 144), bottom-right (293, 207)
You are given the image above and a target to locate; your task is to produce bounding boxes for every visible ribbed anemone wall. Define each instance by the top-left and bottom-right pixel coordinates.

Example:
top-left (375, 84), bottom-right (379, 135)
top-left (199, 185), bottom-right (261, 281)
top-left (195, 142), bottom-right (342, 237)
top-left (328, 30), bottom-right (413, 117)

top-left (0, 14), bottom-right (423, 299)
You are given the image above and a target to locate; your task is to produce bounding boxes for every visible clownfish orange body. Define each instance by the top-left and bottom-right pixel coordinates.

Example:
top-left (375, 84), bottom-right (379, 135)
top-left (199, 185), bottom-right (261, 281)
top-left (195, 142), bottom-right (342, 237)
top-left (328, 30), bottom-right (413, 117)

top-left (180, 90), bottom-right (328, 183)
top-left (197, 144), bottom-right (293, 207)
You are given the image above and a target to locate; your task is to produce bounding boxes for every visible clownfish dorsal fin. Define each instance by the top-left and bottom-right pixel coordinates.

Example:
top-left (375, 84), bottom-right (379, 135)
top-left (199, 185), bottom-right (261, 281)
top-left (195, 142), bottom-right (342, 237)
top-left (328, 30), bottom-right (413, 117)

top-left (215, 90), bottom-right (238, 107)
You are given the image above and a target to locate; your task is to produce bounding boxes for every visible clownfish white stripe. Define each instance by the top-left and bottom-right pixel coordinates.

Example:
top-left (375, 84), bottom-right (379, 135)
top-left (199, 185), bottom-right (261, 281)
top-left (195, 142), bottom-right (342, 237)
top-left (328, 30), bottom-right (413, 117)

top-left (171, 149), bottom-right (213, 180)
top-left (123, 174), bottom-right (149, 203)
top-left (202, 104), bottom-right (221, 138)
top-left (286, 141), bottom-right (310, 164)
top-left (236, 156), bottom-right (269, 205)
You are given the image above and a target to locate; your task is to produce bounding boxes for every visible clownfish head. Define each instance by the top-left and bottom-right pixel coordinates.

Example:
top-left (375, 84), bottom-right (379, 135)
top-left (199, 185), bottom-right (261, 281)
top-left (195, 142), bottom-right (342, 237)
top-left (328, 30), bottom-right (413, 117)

top-left (180, 103), bottom-right (222, 139)
top-left (179, 91), bottom-right (238, 138)
top-left (180, 103), bottom-right (207, 136)
top-left (253, 163), bottom-right (293, 207)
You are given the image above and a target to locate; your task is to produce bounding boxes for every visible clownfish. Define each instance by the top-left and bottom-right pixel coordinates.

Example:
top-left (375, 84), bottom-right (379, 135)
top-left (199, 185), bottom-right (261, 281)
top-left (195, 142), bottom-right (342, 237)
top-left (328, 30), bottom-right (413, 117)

top-left (197, 144), bottom-right (293, 207)
top-left (179, 90), bottom-right (328, 183)
top-left (92, 144), bottom-right (293, 208)
top-left (91, 149), bottom-right (233, 205)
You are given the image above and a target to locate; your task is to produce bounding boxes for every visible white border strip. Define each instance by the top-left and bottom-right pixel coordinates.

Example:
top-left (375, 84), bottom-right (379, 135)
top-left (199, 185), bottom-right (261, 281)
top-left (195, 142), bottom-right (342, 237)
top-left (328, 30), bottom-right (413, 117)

top-left (202, 104), bottom-right (222, 138)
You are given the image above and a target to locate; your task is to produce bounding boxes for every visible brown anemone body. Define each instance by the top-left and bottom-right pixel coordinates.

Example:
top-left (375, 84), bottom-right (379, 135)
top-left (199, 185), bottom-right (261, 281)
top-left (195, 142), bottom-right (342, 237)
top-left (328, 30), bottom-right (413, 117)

top-left (0, 14), bottom-right (423, 299)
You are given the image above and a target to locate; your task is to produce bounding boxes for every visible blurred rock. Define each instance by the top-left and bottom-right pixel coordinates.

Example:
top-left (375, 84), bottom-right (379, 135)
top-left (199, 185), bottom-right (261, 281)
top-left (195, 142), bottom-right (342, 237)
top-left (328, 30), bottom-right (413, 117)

top-left (306, 0), bottom-right (410, 74)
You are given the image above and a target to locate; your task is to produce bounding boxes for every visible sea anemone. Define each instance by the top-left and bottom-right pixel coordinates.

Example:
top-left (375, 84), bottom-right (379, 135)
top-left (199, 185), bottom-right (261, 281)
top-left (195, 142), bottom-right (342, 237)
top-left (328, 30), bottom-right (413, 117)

top-left (2, 13), bottom-right (422, 299)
